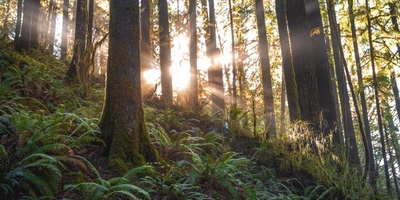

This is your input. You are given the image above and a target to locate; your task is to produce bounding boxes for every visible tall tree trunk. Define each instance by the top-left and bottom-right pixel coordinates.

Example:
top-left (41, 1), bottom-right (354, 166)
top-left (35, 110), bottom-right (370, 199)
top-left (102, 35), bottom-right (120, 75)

top-left (159, 0), bottom-right (173, 105)
top-left (189, 0), bottom-right (198, 107)
top-left (326, 0), bottom-right (360, 166)
top-left (305, 0), bottom-right (338, 137)
top-left (348, 0), bottom-right (376, 190)
top-left (99, 0), bottom-right (160, 174)
top-left (61, 0), bottom-right (69, 59)
top-left (365, 0), bottom-right (391, 194)
top-left (44, 0), bottom-right (53, 44)
top-left (389, 3), bottom-right (400, 124)
top-left (275, 0), bottom-right (300, 122)
top-left (30, 0), bottom-right (40, 50)
top-left (66, 0), bottom-right (87, 83)
top-left (255, 0), bottom-right (276, 138)
top-left (228, 0), bottom-right (237, 105)
top-left (207, 0), bottom-right (225, 114)
top-left (383, 105), bottom-right (400, 197)
top-left (285, 0), bottom-right (320, 125)
top-left (280, 71), bottom-right (286, 134)
top-left (48, 0), bottom-right (57, 53)
top-left (17, 0), bottom-right (40, 52)
top-left (140, 0), bottom-right (155, 98)
top-left (325, 36), bottom-right (344, 145)
top-left (14, 0), bottom-right (23, 47)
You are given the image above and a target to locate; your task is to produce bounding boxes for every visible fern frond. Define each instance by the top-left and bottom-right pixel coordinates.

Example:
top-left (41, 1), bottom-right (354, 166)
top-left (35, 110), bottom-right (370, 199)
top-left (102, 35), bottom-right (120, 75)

top-left (122, 165), bottom-right (155, 181)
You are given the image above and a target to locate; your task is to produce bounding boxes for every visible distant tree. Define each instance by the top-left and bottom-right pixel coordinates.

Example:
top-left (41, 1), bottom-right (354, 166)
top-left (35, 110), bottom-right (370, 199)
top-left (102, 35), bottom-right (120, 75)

top-left (159, 0), bottom-right (173, 105)
top-left (66, 0), bottom-right (87, 82)
top-left (255, 0), bottom-right (276, 138)
top-left (228, 0), bottom-right (237, 105)
top-left (365, 0), bottom-right (391, 193)
top-left (48, 0), bottom-right (57, 53)
top-left (348, 0), bottom-right (376, 189)
top-left (205, 0), bottom-right (225, 114)
top-left (60, 0), bottom-right (69, 59)
top-left (17, 0), bottom-right (41, 52)
top-left (99, 0), bottom-right (160, 173)
top-left (275, 0), bottom-right (300, 121)
top-left (14, 0), bottom-right (23, 46)
top-left (327, 0), bottom-right (360, 166)
top-left (189, 0), bottom-right (199, 106)
top-left (285, 0), bottom-right (320, 125)
top-left (140, 0), bottom-right (155, 98)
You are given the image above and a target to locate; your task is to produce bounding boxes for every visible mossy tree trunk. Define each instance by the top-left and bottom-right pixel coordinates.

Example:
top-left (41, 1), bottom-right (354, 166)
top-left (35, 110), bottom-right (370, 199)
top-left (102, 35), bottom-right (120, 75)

top-left (99, 0), bottom-right (160, 174)
top-left (285, 0), bottom-right (320, 125)
top-left (305, 0), bottom-right (338, 137)
top-left (66, 0), bottom-right (87, 82)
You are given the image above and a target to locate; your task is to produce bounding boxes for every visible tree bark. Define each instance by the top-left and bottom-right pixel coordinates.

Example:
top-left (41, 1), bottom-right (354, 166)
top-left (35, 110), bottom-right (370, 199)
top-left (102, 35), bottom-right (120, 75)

top-left (66, 0), bottom-right (87, 83)
top-left (189, 0), bottom-right (199, 107)
top-left (207, 0), bottom-right (225, 114)
top-left (255, 0), bottom-right (276, 138)
top-left (48, 0), bottom-right (57, 53)
top-left (285, 0), bottom-right (320, 125)
top-left (99, 0), bottom-right (160, 174)
top-left (17, 0), bottom-right (40, 52)
top-left (159, 0), bottom-right (173, 105)
top-left (305, 0), bottom-right (338, 137)
top-left (275, 0), bottom-right (300, 122)
top-left (326, 0), bottom-right (360, 166)
top-left (228, 0), bottom-right (237, 105)
top-left (61, 0), bottom-right (69, 59)
top-left (14, 0), bottom-right (23, 47)
top-left (140, 0), bottom-right (155, 98)
top-left (365, 0), bottom-right (391, 193)
top-left (348, 0), bottom-right (376, 190)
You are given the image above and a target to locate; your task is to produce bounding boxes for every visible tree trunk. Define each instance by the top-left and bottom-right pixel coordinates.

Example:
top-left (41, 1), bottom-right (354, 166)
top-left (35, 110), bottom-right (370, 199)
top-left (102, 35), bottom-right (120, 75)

top-left (159, 0), bottom-right (173, 105)
top-left (305, 0), bottom-right (338, 137)
top-left (99, 0), bottom-right (160, 174)
top-left (66, 0), bottom-right (87, 83)
top-left (48, 0), bottom-right (57, 53)
top-left (348, 0), bottom-right (376, 190)
top-left (285, 0), bottom-right (320, 125)
top-left (326, 0), bottom-right (360, 166)
top-left (383, 105), bottom-right (400, 197)
top-left (275, 0), bottom-right (300, 122)
top-left (255, 0), bottom-right (276, 138)
top-left (140, 0), bottom-right (155, 98)
top-left (365, 0), bottom-right (391, 194)
top-left (207, 0), bottom-right (225, 114)
top-left (325, 36), bottom-right (344, 145)
top-left (61, 0), bottom-right (69, 59)
top-left (14, 0), bottom-right (23, 47)
top-left (189, 0), bottom-right (198, 107)
top-left (17, 0), bottom-right (40, 52)
top-left (228, 0), bottom-right (237, 105)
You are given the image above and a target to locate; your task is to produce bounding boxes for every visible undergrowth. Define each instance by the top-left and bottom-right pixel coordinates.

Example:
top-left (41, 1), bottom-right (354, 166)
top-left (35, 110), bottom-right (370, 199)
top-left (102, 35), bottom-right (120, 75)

top-left (0, 40), bottom-right (377, 199)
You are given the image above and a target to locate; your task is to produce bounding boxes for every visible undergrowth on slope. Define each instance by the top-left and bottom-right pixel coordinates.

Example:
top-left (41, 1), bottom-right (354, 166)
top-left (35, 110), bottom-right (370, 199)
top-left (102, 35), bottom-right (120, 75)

top-left (0, 39), bottom-right (377, 199)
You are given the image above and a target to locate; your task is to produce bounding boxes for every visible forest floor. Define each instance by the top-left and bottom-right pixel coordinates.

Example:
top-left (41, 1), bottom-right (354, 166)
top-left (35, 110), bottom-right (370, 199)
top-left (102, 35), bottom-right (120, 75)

top-left (0, 41), bottom-right (379, 199)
